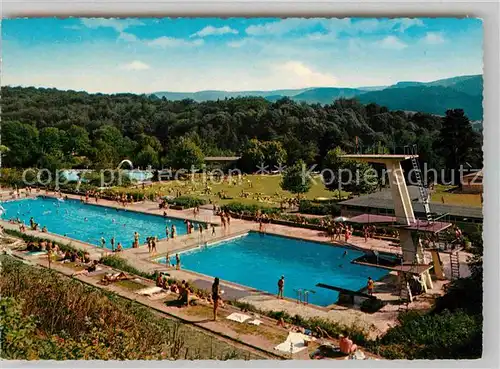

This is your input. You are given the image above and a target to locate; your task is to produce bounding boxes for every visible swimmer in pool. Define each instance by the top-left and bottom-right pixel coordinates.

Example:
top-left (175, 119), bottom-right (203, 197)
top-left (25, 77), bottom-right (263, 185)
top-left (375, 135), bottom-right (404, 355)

top-left (343, 250), bottom-right (348, 257)
top-left (84, 217), bottom-right (88, 222)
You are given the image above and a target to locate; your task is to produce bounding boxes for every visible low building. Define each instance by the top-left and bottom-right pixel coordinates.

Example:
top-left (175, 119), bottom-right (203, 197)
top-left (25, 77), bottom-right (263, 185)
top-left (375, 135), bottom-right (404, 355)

top-left (461, 170), bottom-right (483, 194)
top-left (339, 186), bottom-right (483, 230)
top-left (203, 156), bottom-right (241, 172)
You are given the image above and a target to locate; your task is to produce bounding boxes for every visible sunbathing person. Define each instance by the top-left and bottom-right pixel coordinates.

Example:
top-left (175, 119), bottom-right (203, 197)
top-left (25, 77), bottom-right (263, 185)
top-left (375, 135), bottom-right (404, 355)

top-left (339, 335), bottom-right (357, 355)
top-left (100, 271), bottom-right (128, 284)
top-left (73, 260), bottom-right (99, 276)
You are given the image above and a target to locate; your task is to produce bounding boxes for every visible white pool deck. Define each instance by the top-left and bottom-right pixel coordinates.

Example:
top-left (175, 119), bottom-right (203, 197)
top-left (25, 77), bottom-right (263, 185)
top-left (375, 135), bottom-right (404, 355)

top-left (0, 189), bottom-right (471, 337)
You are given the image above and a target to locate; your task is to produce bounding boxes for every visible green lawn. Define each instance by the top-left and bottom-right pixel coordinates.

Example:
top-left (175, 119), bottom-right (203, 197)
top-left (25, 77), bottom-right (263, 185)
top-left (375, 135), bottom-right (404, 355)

top-left (118, 174), bottom-right (348, 207)
top-left (430, 185), bottom-right (482, 207)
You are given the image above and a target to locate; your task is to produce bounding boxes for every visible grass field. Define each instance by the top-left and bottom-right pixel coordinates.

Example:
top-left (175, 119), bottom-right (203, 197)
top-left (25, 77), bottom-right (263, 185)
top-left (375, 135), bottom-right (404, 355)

top-left (430, 185), bottom-right (482, 207)
top-left (119, 174), bottom-right (348, 207)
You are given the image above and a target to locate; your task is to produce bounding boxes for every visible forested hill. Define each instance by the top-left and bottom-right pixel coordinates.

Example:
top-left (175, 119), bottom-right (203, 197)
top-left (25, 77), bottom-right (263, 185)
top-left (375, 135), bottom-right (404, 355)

top-left (0, 85), bottom-right (482, 175)
top-left (153, 75), bottom-right (483, 120)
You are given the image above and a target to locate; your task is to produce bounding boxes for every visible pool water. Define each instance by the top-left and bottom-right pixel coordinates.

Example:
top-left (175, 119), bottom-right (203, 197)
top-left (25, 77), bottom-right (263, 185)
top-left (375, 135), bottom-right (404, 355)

top-left (156, 232), bottom-right (389, 307)
top-left (0, 197), bottom-right (201, 249)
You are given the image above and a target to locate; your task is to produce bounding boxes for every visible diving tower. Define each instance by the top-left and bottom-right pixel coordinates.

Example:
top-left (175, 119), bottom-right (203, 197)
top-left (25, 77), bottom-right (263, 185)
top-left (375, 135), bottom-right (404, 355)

top-left (342, 151), bottom-right (452, 300)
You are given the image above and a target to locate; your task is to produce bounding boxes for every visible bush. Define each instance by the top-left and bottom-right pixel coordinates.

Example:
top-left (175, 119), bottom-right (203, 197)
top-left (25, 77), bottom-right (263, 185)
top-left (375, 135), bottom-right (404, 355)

top-left (298, 200), bottom-right (341, 216)
top-left (100, 255), bottom-right (154, 280)
top-left (222, 202), bottom-right (280, 217)
top-left (167, 196), bottom-right (207, 209)
top-left (371, 310), bottom-right (482, 359)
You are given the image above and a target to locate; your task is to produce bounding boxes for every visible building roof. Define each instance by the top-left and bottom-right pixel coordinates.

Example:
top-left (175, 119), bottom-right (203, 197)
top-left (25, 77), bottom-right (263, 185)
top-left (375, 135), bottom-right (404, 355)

top-left (204, 156), bottom-right (241, 162)
top-left (339, 186), bottom-right (483, 219)
top-left (348, 214), bottom-right (397, 224)
top-left (463, 169), bottom-right (483, 179)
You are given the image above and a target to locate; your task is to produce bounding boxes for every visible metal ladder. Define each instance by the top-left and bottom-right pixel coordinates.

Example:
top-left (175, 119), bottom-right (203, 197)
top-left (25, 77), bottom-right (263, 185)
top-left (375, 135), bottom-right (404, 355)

top-left (450, 251), bottom-right (461, 280)
top-left (405, 144), bottom-right (433, 223)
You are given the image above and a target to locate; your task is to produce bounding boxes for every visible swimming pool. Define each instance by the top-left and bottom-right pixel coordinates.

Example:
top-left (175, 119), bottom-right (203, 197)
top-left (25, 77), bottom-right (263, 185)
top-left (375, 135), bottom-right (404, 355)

top-left (0, 197), bottom-right (202, 249)
top-left (155, 232), bottom-right (389, 307)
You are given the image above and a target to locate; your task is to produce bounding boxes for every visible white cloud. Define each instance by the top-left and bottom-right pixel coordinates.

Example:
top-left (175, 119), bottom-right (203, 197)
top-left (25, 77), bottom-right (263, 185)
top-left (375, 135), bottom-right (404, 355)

top-left (306, 32), bottom-right (335, 42)
top-left (191, 25), bottom-right (238, 38)
top-left (227, 39), bottom-right (247, 48)
top-left (81, 18), bottom-right (144, 33)
top-left (64, 25), bottom-right (82, 30)
top-left (245, 19), bottom-right (312, 36)
top-left (276, 61), bottom-right (338, 87)
top-left (120, 60), bottom-right (150, 71)
top-left (395, 18), bottom-right (424, 32)
top-left (377, 35), bottom-right (408, 50)
top-left (118, 32), bottom-right (138, 42)
top-left (422, 32), bottom-right (445, 44)
top-left (147, 37), bottom-right (204, 48)
top-left (245, 18), bottom-right (425, 38)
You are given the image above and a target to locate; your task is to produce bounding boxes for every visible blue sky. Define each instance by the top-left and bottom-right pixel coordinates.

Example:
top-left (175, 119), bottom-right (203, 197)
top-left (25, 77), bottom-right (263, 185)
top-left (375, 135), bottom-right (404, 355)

top-left (2, 17), bottom-right (483, 93)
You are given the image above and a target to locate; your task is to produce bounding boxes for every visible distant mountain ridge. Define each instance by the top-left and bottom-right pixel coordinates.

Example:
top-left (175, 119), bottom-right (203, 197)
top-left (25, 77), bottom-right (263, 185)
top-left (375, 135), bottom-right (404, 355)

top-left (153, 74), bottom-right (483, 120)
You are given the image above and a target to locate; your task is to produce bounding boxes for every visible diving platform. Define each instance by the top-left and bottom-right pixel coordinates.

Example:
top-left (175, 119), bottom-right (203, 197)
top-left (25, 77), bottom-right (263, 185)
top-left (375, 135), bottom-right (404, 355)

top-left (342, 154), bottom-right (414, 164)
top-left (352, 260), bottom-right (433, 275)
top-left (342, 152), bottom-right (441, 300)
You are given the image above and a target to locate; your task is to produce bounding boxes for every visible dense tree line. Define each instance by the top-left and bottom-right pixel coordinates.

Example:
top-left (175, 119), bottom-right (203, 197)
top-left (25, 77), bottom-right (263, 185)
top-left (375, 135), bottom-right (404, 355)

top-left (0, 86), bottom-right (482, 183)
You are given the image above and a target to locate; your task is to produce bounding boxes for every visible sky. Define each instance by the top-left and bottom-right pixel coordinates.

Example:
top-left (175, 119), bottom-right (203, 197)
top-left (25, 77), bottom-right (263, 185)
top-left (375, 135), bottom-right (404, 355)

top-left (1, 17), bottom-right (483, 93)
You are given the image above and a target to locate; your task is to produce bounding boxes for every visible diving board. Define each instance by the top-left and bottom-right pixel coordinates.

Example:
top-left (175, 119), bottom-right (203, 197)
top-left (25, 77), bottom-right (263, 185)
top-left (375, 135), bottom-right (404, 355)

top-left (316, 283), bottom-right (376, 300)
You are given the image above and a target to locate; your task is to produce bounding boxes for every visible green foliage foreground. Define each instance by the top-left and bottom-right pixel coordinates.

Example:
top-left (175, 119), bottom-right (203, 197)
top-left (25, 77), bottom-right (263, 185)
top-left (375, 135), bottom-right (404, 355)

top-left (0, 256), bottom-right (259, 360)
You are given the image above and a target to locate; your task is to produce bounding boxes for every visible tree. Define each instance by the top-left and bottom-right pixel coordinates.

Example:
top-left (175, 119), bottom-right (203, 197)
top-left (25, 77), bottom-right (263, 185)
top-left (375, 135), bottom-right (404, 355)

top-left (39, 127), bottom-right (63, 154)
top-left (239, 139), bottom-right (265, 173)
top-left (2, 121), bottom-right (40, 167)
top-left (323, 147), bottom-right (378, 196)
top-left (167, 137), bottom-right (204, 171)
top-left (38, 149), bottom-right (68, 172)
top-left (64, 125), bottom-right (91, 155)
top-left (436, 109), bottom-right (482, 184)
top-left (280, 160), bottom-right (311, 199)
top-left (135, 145), bottom-right (159, 168)
top-left (262, 140), bottom-right (287, 169)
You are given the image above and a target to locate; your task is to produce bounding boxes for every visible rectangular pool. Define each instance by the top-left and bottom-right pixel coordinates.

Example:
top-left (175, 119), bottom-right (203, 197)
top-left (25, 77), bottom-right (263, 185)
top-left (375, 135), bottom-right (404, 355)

top-left (0, 197), bottom-right (201, 249)
top-left (155, 232), bottom-right (389, 307)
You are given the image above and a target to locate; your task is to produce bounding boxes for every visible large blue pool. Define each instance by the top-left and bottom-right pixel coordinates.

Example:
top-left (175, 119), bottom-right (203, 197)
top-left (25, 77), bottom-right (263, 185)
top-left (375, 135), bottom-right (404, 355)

top-left (156, 232), bottom-right (389, 307)
top-left (0, 197), bottom-right (200, 249)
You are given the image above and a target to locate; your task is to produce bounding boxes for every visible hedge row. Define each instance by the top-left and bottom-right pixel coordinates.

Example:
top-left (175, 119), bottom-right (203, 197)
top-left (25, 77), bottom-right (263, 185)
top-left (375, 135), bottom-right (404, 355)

top-left (298, 200), bottom-right (341, 216)
top-left (166, 196), bottom-right (207, 209)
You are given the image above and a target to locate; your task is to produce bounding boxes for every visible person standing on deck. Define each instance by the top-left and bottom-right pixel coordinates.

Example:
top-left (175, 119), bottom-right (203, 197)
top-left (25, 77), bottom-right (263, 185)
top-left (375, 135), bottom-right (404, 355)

top-left (134, 231), bottom-right (140, 248)
top-left (212, 277), bottom-right (222, 321)
top-left (367, 277), bottom-right (374, 296)
top-left (171, 225), bottom-right (176, 239)
top-left (110, 237), bottom-right (115, 252)
top-left (211, 224), bottom-right (216, 236)
top-left (175, 253), bottom-right (181, 270)
top-left (151, 237), bottom-right (157, 254)
top-left (277, 276), bottom-right (285, 299)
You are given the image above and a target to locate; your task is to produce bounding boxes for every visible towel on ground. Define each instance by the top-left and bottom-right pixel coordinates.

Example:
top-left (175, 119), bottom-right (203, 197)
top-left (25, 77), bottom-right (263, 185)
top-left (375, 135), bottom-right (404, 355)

top-left (136, 286), bottom-right (163, 296)
top-left (27, 251), bottom-right (47, 256)
top-left (344, 350), bottom-right (366, 360)
top-left (274, 332), bottom-right (316, 354)
top-left (248, 319), bottom-right (262, 326)
top-left (147, 292), bottom-right (169, 300)
top-left (226, 312), bottom-right (251, 323)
